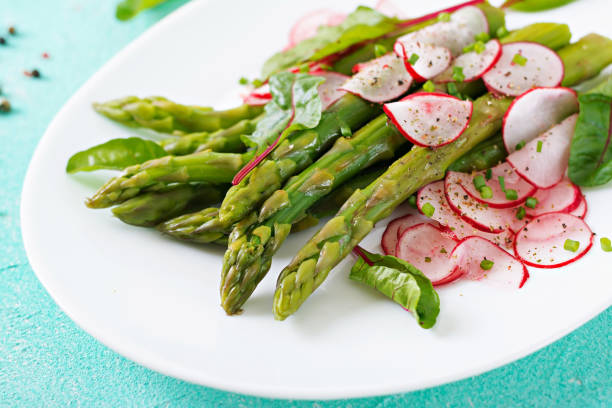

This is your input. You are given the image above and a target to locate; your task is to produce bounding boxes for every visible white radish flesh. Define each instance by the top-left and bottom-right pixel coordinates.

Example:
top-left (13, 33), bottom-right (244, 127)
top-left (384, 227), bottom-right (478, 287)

top-left (375, 0), bottom-right (407, 18)
top-left (503, 87), bottom-right (578, 153)
top-left (568, 195), bottom-right (587, 219)
top-left (525, 178), bottom-right (580, 217)
top-left (383, 92), bottom-right (472, 147)
top-left (435, 39), bottom-right (502, 83)
top-left (450, 236), bottom-right (529, 288)
top-left (340, 53), bottom-right (413, 103)
top-left (514, 213), bottom-right (593, 268)
top-left (396, 223), bottom-right (459, 285)
top-left (482, 42), bottom-right (564, 97)
top-left (288, 9), bottom-right (346, 48)
top-left (395, 41), bottom-right (452, 81)
top-left (381, 213), bottom-right (437, 256)
top-left (459, 162), bottom-right (536, 208)
top-left (507, 114), bottom-right (578, 189)
top-left (315, 71), bottom-right (350, 110)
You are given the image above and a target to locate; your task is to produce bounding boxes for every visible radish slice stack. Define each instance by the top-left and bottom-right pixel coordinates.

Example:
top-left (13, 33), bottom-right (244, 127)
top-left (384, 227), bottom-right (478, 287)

top-left (568, 195), bottom-right (587, 219)
top-left (340, 53), bottom-right (413, 103)
top-left (507, 114), bottom-right (578, 188)
top-left (381, 213), bottom-right (440, 256)
top-left (383, 93), bottom-right (472, 147)
top-left (435, 40), bottom-right (502, 83)
top-left (315, 71), bottom-right (350, 109)
top-left (395, 41), bottom-right (453, 81)
top-left (482, 42), bottom-right (564, 96)
top-left (286, 9), bottom-right (346, 48)
top-left (524, 178), bottom-right (581, 217)
top-left (514, 213), bottom-right (593, 268)
top-left (503, 87), bottom-right (578, 153)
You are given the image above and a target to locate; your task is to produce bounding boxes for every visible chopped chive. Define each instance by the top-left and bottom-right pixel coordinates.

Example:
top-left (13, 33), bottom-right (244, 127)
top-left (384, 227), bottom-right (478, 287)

top-left (438, 12), bottom-right (451, 22)
top-left (516, 206), bottom-right (526, 220)
top-left (239, 77), bottom-right (249, 85)
top-left (446, 82), bottom-right (460, 98)
top-left (340, 124), bottom-right (352, 137)
top-left (480, 186), bottom-right (493, 199)
top-left (462, 43), bottom-right (475, 54)
top-left (525, 197), bottom-right (538, 209)
top-left (252, 78), bottom-right (264, 88)
top-left (485, 168), bottom-right (492, 180)
top-left (496, 26), bottom-right (509, 38)
top-left (564, 239), bottom-right (580, 252)
top-left (515, 140), bottom-right (526, 151)
top-left (452, 66), bottom-right (465, 82)
top-left (473, 41), bottom-right (486, 54)
top-left (505, 189), bottom-right (518, 200)
top-left (421, 202), bottom-right (435, 217)
top-left (409, 53), bottom-right (419, 65)
top-left (440, 248), bottom-right (447, 254)
top-left (512, 53), bottom-right (528, 66)
top-left (601, 237), bottom-right (612, 252)
top-left (537, 140), bottom-right (543, 152)
top-left (475, 32), bottom-right (490, 42)
top-left (374, 43), bottom-right (388, 58)
top-left (473, 175), bottom-right (486, 190)
top-left (424, 257), bottom-right (432, 263)
top-left (423, 80), bottom-right (436, 93)
top-left (408, 195), bottom-right (418, 209)
top-left (498, 176), bottom-right (506, 192)
top-left (480, 259), bottom-right (494, 270)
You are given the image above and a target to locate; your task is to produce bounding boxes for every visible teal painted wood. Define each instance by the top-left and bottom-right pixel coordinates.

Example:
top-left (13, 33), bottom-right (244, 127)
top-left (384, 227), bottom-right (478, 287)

top-left (0, 1), bottom-right (610, 406)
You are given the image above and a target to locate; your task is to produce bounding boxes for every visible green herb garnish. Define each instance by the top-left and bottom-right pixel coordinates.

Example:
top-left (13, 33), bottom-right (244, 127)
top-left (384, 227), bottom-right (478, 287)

top-left (452, 66), bottom-right (465, 82)
top-left (480, 186), bottom-right (493, 199)
top-left (515, 140), bottom-right (526, 150)
top-left (537, 140), bottom-right (543, 152)
top-left (516, 206), bottom-right (526, 220)
top-left (601, 237), bottom-right (612, 252)
top-left (564, 239), bottom-right (580, 252)
top-left (423, 80), bottom-right (436, 93)
top-left (505, 189), bottom-right (518, 200)
top-left (480, 259), bottom-right (494, 270)
top-left (409, 53), bottom-right (420, 65)
top-left (525, 196), bottom-right (538, 209)
top-left (473, 175), bottom-right (486, 190)
top-left (512, 53), bottom-right (528, 66)
top-left (374, 43), bottom-right (388, 58)
top-left (421, 202), bottom-right (435, 217)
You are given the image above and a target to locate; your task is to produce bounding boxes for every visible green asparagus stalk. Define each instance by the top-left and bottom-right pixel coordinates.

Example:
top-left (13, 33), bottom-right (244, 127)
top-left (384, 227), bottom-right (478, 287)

top-left (93, 96), bottom-right (263, 133)
top-left (447, 133), bottom-right (506, 172)
top-left (112, 183), bottom-right (228, 227)
top-left (273, 33), bottom-right (612, 320)
top-left (161, 115), bottom-right (261, 155)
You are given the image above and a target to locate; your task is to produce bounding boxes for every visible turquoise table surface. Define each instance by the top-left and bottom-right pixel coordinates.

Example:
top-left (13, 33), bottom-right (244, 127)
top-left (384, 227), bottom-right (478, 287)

top-left (0, 1), bottom-right (610, 407)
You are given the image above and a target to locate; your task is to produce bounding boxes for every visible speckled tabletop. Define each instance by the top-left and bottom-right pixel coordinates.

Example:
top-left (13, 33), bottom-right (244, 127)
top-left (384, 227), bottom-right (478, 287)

top-left (0, 1), bottom-right (610, 407)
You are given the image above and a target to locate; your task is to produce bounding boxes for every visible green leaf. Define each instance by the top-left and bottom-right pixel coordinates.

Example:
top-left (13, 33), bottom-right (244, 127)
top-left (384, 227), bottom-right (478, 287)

top-left (66, 137), bottom-right (167, 173)
top-left (349, 248), bottom-right (440, 329)
top-left (261, 6), bottom-right (398, 78)
top-left (568, 93), bottom-right (612, 186)
top-left (501, 0), bottom-right (576, 12)
top-left (242, 72), bottom-right (325, 149)
top-left (115, 0), bottom-right (168, 21)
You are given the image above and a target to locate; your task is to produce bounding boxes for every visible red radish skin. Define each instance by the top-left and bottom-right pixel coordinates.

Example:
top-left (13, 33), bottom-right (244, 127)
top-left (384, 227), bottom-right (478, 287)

top-left (381, 213), bottom-right (439, 256)
top-left (417, 181), bottom-right (516, 251)
top-left (568, 195), bottom-right (587, 219)
top-left (287, 9), bottom-right (346, 48)
top-left (450, 236), bottom-right (529, 288)
top-left (514, 212), bottom-right (593, 268)
top-left (459, 162), bottom-right (537, 208)
top-left (313, 71), bottom-right (350, 110)
top-left (435, 39), bottom-right (502, 83)
top-left (482, 42), bottom-right (564, 97)
top-left (525, 178), bottom-right (580, 217)
top-left (445, 172), bottom-right (528, 234)
top-left (507, 114), bottom-right (578, 189)
top-left (243, 93), bottom-right (271, 106)
top-left (502, 87), bottom-right (578, 153)
top-left (395, 223), bottom-right (459, 285)
top-left (340, 53), bottom-right (413, 103)
top-left (383, 92), bottom-right (473, 147)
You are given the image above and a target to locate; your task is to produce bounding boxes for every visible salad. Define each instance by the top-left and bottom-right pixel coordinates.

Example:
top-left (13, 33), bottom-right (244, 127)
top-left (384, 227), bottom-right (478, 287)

top-left (66, 0), bottom-right (612, 329)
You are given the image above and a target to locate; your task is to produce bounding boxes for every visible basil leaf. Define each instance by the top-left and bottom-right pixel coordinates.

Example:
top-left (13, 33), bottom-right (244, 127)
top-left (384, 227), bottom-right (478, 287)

top-left (501, 0), bottom-right (576, 12)
top-left (262, 6), bottom-right (398, 78)
top-left (66, 137), bottom-right (167, 173)
top-left (568, 93), bottom-right (612, 186)
top-left (349, 248), bottom-right (440, 329)
top-left (242, 72), bottom-right (325, 149)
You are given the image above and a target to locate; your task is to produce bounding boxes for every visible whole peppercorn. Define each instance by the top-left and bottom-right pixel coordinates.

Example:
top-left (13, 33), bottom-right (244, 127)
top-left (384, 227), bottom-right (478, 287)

top-left (0, 37), bottom-right (6, 45)
top-left (31, 69), bottom-right (41, 78)
top-left (0, 98), bottom-right (11, 113)
top-left (8, 26), bottom-right (16, 35)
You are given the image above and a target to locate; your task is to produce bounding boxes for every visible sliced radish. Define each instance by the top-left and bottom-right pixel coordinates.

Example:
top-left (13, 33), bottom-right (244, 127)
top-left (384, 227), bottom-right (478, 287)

top-left (568, 195), bottom-right (587, 219)
top-left (514, 212), bottom-right (593, 268)
top-left (507, 113), bottom-right (578, 189)
top-left (459, 162), bottom-right (536, 209)
top-left (394, 41), bottom-right (452, 81)
top-left (314, 71), bottom-right (349, 110)
top-left (383, 92), bottom-right (472, 147)
top-left (524, 178), bottom-right (580, 217)
top-left (445, 172), bottom-right (528, 233)
top-left (243, 83), bottom-right (272, 106)
top-left (502, 87), bottom-right (578, 153)
top-left (340, 53), bottom-right (413, 103)
top-left (396, 223), bottom-right (459, 285)
top-left (435, 40), bottom-right (502, 83)
top-left (375, 0), bottom-right (408, 18)
top-left (287, 9), bottom-right (346, 48)
top-left (381, 213), bottom-right (439, 256)
top-left (450, 236), bottom-right (529, 288)
top-left (417, 180), bottom-right (516, 251)
top-left (482, 42), bottom-right (564, 97)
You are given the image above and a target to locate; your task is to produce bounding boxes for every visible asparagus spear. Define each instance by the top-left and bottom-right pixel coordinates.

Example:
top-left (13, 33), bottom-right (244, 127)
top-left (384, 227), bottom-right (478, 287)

top-left (112, 183), bottom-right (227, 227)
top-left (273, 33), bottom-right (612, 320)
top-left (217, 23), bottom-right (572, 314)
top-left (93, 96), bottom-right (263, 133)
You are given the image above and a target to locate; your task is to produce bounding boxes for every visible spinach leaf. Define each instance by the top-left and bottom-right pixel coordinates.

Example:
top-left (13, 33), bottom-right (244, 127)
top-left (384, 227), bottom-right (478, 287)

top-left (569, 94), bottom-right (612, 187)
top-left (261, 6), bottom-right (398, 78)
top-left (501, 0), bottom-right (576, 12)
top-left (350, 248), bottom-right (440, 329)
top-left (242, 71), bottom-right (325, 149)
top-left (66, 137), bottom-right (167, 173)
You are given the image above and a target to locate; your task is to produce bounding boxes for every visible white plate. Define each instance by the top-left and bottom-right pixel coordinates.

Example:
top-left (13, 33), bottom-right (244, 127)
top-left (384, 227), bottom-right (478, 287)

top-left (21, 0), bottom-right (612, 400)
